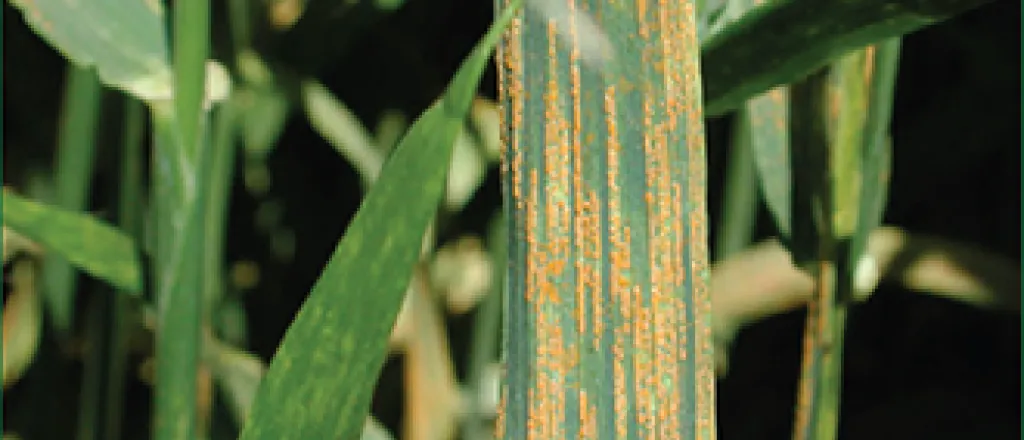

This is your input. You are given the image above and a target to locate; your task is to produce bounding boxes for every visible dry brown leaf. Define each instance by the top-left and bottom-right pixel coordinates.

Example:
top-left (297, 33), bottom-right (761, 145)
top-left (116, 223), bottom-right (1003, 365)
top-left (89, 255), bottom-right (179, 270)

top-left (268, 0), bottom-right (305, 30)
top-left (207, 336), bottom-right (268, 424)
top-left (2, 259), bottom-right (42, 389)
top-left (711, 225), bottom-right (1021, 376)
top-left (469, 99), bottom-right (501, 163)
top-left (2, 227), bottom-right (42, 264)
top-left (404, 267), bottom-right (462, 440)
top-left (430, 236), bottom-right (493, 315)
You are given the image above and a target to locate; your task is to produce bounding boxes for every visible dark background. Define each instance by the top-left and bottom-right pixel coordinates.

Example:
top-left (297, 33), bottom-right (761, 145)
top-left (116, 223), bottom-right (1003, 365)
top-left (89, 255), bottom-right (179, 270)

top-left (3, 0), bottom-right (1020, 438)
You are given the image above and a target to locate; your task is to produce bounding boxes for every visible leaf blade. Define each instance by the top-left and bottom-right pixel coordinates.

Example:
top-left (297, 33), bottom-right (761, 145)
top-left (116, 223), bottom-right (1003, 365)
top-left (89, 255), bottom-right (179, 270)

top-left (745, 87), bottom-right (792, 239)
top-left (237, 2), bottom-right (523, 438)
top-left (701, 0), bottom-right (994, 116)
top-left (3, 190), bottom-right (142, 294)
top-left (8, 0), bottom-right (172, 100)
top-left (42, 66), bottom-right (104, 334)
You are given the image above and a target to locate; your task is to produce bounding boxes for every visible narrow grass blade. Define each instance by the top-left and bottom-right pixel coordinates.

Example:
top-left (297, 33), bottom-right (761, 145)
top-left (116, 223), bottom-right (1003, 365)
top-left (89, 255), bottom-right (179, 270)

top-left (822, 42), bottom-right (899, 440)
top-left (745, 88), bottom-right (792, 239)
top-left (828, 50), bottom-right (875, 240)
top-left (701, 0), bottom-right (995, 116)
top-left (847, 39), bottom-right (900, 272)
top-left (7, 0), bottom-right (172, 101)
top-left (790, 41), bottom-right (899, 440)
top-left (227, 0), bottom-right (255, 53)
top-left (716, 119), bottom-right (758, 260)
top-left (301, 80), bottom-right (383, 187)
top-left (203, 101), bottom-right (239, 319)
top-left (3, 190), bottom-right (142, 293)
top-left (496, 0), bottom-right (714, 438)
top-left (707, 0), bottom-right (786, 251)
top-left (106, 96), bottom-right (149, 440)
top-left (75, 95), bottom-right (148, 440)
top-left (42, 66), bottom-right (104, 334)
top-left (75, 292), bottom-right (107, 440)
top-left (779, 68), bottom-right (834, 440)
top-left (237, 3), bottom-right (523, 438)
top-left (786, 69), bottom-right (832, 266)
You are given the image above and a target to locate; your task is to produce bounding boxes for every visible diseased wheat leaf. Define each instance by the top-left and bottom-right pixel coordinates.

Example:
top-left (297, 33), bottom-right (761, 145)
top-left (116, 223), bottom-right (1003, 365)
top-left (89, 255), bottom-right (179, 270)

top-left (497, 0), bottom-right (714, 438)
top-left (237, 3), bottom-right (523, 438)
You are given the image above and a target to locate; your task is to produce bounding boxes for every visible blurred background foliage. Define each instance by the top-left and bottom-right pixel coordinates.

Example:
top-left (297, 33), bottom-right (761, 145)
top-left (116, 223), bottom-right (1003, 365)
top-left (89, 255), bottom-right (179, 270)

top-left (2, 0), bottom-right (1020, 439)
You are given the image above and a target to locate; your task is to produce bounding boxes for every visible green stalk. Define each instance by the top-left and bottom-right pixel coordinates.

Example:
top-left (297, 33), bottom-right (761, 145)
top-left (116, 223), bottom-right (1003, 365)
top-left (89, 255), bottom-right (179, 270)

top-left (75, 295), bottom-right (105, 440)
top-left (150, 102), bottom-right (210, 440)
top-left (43, 66), bottom-right (103, 335)
top-left (106, 97), bottom-right (147, 440)
top-left (226, 0), bottom-right (253, 55)
top-left (497, 1), bottom-right (715, 438)
top-left (152, 0), bottom-right (211, 437)
top-left (787, 67), bottom-right (835, 440)
top-left (815, 263), bottom-right (846, 440)
top-left (715, 119), bottom-right (758, 260)
top-left (790, 39), bottom-right (899, 439)
top-left (815, 38), bottom-right (901, 440)
top-left (174, 0), bottom-right (209, 153)
top-left (74, 97), bottom-right (147, 440)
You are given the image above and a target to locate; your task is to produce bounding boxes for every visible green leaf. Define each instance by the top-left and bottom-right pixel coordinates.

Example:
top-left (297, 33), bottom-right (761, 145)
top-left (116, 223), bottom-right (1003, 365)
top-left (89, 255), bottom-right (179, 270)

top-left (104, 95), bottom-right (148, 440)
top-left (203, 100), bottom-right (240, 317)
top-left (847, 39), bottom-right (900, 270)
top-left (717, 0), bottom-right (791, 248)
top-left (8, 0), bottom-right (172, 101)
top-left (716, 116), bottom-right (759, 259)
top-left (237, 2), bottom-right (523, 438)
top-left (3, 189), bottom-right (142, 294)
top-left (828, 49), bottom-right (873, 239)
top-left (43, 66), bottom-right (104, 334)
top-left (786, 69), bottom-right (832, 266)
top-left (787, 42), bottom-right (900, 440)
top-left (701, 0), bottom-right (995, 116)
top-left (745, 87), bottom-right (792, 239)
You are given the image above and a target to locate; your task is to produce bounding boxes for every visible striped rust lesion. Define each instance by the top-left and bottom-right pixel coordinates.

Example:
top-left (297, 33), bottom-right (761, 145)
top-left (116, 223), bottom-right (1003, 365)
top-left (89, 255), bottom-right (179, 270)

top-left (498, 0), bottom-right (713, 438)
